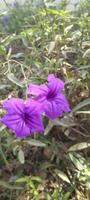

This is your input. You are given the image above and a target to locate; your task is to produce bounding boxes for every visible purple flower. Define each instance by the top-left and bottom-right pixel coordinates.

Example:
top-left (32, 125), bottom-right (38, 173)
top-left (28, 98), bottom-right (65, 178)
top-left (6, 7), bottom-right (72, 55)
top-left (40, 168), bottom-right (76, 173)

top-left (2, 15), bottom-right (10, 25)
top-left (28, 74), bottom-right (70, 119)
top-left (0, 98), bottom-right (44, 138)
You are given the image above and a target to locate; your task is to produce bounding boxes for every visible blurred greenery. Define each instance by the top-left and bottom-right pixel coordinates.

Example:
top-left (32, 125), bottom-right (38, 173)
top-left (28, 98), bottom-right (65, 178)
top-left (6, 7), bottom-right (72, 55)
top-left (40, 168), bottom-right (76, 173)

top-left (0, 0), bottom-right (90, 199)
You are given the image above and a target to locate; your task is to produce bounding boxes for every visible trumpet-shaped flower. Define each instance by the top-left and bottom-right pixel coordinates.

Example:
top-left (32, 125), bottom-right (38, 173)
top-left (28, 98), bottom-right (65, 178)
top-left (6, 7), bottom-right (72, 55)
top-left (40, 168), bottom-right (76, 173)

top-left (28, 74), bottom-right (70, 119)
top-left (0, 98), bottom-right (44, 138)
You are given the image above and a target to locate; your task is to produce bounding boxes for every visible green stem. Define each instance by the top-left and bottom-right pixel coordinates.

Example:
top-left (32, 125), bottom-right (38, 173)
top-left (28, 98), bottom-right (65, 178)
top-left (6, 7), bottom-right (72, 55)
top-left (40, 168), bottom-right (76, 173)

top-left (0, 145), bottom-right (9, 166)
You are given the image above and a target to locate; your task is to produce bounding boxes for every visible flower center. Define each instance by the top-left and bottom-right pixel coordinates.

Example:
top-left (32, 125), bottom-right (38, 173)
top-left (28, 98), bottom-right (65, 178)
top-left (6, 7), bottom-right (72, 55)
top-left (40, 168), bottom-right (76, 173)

top-left (22, 112), bottom-right (31, 124)
top-left (47, 91), bottom-right (56, 101)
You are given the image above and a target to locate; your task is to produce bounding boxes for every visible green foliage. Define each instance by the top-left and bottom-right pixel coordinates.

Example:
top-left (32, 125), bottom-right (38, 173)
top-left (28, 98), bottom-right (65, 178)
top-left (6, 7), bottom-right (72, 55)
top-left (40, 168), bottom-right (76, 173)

top-left (79, 0), bottom-right (90, 15)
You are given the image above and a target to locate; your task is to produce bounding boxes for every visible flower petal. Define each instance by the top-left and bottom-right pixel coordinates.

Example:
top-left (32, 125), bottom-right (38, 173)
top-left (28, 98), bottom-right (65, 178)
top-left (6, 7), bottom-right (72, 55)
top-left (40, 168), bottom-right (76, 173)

top-left (28, 114), bottom-right (44, 133)
top-left (25, 99), bottom-right (43, 115)
top-left (43, 93), bottom-right (70, 119)
top-left (3, 98), bottom-right (24, 114)
top-left (15, 121), bottom-right (30, 138)
top-left (55, 93), bottom-right (70, 113)
top-left (27, 84), bottom-right (48, 97)
top-left (0, 114), bottom-right (31, 138)
top-left (1, 114), bottom-right (21, 131)
top-left (44, 100), bottom-right (62, 119)
top-left (48, 74), bottom-right (64, 94)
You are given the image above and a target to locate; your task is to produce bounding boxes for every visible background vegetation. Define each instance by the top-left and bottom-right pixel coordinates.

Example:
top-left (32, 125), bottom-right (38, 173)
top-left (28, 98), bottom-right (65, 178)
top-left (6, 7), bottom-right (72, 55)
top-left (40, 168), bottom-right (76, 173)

top-left (0, 0), bottom-right (90, 199)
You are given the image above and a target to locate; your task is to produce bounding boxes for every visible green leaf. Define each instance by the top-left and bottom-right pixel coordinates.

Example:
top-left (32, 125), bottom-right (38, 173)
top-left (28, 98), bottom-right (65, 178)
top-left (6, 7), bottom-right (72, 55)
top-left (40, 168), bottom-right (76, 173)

top-left (55, 169), bottom-right (70, 184)
top-left (0, 45), bottom-right (6, 55)
top-left (18, 149), bottom-right (25, 164)
top-left (47, 9), bottom-right (69, 16)
top-left (71, 30), bottom-right (82, 40)
top-left (44, 118), bottom-right (75, 136)
top-left (76, 111), bottom-right (90, 114)
top-left (0, 84), bottom-right (11, 90)
top-left (16, 176), bottom-right (28, 183)
top-left (25, 139), bottom-right (46, 147)
top-left (11, 53), bottom-right (24, 59)
top-left (44, 120), bottom-right (54, 135)
top-left (0, 181), bottom-right (22, 190)
top-left (40, 162), bottom-right (55, 170)
top-left (47, 8), bottom-right (61, 15)
top-left (21, 37), bottom-right (28, 47)
top-left (62, 191), bottom-right (72, 200)
top-left (16, 176), bottom-right (42, 184)
top-left (83, 49), bottom-right (90, 58)
top-left (0, 125), bottom-right (6, 132)
top-left (82, 41), bottom-right (90, 48)
top-left (71, 98), bottom-right (90, 113)
top-left (64, 25), bottom-right (73, 33)
top-left (77, 65), bottom-right (90, 70)
top-left (48, 41), bottom-right (55, 54)
top-left (7, 73), bottom-right (24, 88)
top-left (68, 142), bottom-right (90, 152)
top-left (31, 176), bottom-right (42, 182)
top-left (54, 118), bottom-right (75, 127)
top-left (69, 153), bottom-right (87, 171)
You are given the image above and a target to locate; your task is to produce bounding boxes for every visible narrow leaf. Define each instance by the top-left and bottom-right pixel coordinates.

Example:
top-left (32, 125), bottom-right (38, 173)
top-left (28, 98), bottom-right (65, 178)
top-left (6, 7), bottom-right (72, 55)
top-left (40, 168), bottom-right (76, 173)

top-left (63, 191), bottom-right (72, 200)
top-left (71, 98), bottom-right (90, 113)
top-left (76, 111), bottom-right (90, 114)
top-left (77, 65), bottom-right (90, 70)
top-left (18, 149), bottom-right (25, 164)
top-left (69, 153), bottom-right (87, 171)
top-left (0, 181), bottom-right (22, 190)
top-left (44, 120), bottom-right (54, 135)
top-left (83, 49), bottom-right (90, 58)
top-left (48, 41), bottom-right (55, 54)
top-left (0, 125), bottom-right (6, 132)
top-left (68, 142), bottom-right (90, 152)
top-left (54, 118), bottom-right (75, 127)
top-left (7, 73), bottom-right (24, 88)
top-left (55, 169), bottom-right (70, 184)
top-left (25, 139), bottom-right (46, 147)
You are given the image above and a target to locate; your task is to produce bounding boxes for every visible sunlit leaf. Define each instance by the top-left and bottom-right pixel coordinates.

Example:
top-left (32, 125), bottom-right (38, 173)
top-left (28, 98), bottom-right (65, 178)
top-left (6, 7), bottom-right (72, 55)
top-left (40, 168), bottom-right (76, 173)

top-left (44, 120), bottom-right (54, 135)
top-left (0, 125), bottom-right (6, 132)
top-left (0, 45), bottom-right (6, 55)
top-left (55, 169), bottom-right (70, 184)
top-left (76, 111), bottom-right (90, 114)
top-left (65, 25), bottom-right (73, 33)
top-left (54, 118), bottom-right (75, 127)
top-left (71, 30), bottom-right (82, 40)
top-left (47, 8), bottom-right (69, 16)
top-left (25, 139), bottom-right (46, 147)
top-left (11, 53), bottom-right (24, 59)
top-left (18, 149), bottom-right (25, 164)
top-left (69, 153), bottom-right (87, 171)
top-left (48, 41), bottom-right (55, 54)
top-left (68, 142), bottom-right (90, 152)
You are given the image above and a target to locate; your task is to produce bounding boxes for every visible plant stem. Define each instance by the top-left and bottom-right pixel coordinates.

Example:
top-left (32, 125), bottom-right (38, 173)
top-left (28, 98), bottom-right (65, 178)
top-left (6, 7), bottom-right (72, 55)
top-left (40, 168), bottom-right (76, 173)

top-left (0, 144), bottom-right (9, 166)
